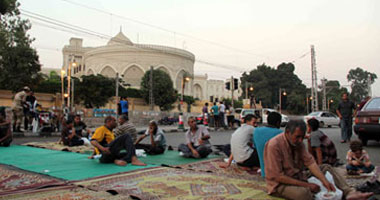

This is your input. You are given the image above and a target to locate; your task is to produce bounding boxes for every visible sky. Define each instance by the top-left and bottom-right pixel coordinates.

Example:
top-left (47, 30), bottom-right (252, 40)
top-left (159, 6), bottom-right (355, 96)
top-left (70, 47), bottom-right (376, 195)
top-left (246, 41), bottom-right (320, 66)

top-left (18, 0), bottom-right (380, 96)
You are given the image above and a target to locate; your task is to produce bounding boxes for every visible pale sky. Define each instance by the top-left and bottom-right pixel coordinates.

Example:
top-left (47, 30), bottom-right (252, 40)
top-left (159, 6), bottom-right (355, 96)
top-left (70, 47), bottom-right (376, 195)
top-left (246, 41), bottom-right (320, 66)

top-left (19, 0), bottom-right (380, 96)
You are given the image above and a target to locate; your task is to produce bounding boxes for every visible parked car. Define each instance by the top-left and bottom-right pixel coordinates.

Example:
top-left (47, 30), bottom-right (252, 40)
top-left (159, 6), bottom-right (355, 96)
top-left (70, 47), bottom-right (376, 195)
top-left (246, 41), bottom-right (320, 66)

top-left (239, 108), bottom-right (288, 127)
top-left (354, 97), bottom-right (380, 146)
top-left (304, 111), bottom-right (340, 128)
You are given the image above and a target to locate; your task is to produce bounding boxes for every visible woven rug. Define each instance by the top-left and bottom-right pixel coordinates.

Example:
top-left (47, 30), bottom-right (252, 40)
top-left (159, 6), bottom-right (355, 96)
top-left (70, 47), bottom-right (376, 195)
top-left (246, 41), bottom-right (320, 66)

top-left (176, 158), bottom-right (264, 180)
top-left (75, 167), bottom-right (282, 200)
top-left (0, 164), bottom-right (66, 196)
top-left (0, 185), bottom-right (128, 200)
top-left (23, 142), bottom-right (94, 154)
top-left (339, 166), bottom-right (380, 187)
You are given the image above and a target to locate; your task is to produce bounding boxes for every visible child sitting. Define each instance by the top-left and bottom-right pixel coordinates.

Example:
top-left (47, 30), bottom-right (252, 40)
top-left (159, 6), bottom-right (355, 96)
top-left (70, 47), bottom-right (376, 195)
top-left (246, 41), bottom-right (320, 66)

top-left (346, 140), bottom-right (375, 175)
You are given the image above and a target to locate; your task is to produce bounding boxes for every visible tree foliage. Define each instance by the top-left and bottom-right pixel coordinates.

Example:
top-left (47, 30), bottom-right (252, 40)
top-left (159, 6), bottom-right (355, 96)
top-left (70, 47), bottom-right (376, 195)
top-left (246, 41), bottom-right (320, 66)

top-left (241, 63), bottom-right (307, 114)
top-left (33, 71), bottom-right (61, 94)
top-left (347, 67), bottom-right (377, 103)
top-left (0, 0), bottom-right (41, 92)
top-left (140, 69), bottom-right (177, 111)
top-left (75, 75), bottom-right (115, 108)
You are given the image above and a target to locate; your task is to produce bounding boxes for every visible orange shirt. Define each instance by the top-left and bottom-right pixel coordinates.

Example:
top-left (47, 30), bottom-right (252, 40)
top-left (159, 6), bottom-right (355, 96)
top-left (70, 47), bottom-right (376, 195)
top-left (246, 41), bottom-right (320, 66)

top-left (264, 133), bottom-right (315, 194)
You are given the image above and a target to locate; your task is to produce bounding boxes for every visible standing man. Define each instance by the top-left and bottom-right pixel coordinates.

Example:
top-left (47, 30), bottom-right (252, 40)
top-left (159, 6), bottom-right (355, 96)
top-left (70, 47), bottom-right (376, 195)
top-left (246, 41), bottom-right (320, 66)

top-left (24, 91), bottom-right (36, 131)
top-left (178, 117), bottom-right (212, 158)
top-left (12, 86), bottom-right (30, 132)
top-left (202, 102), bottom-right (209, 126)
top-left (211, 102), bottom-right (219, 130)
top-left (219, 101), bottom-right (227, 129)
top-left (336, 93), bottom-right (356, 143)
top-left (120, 97), bottom-right (129, 120)
top-left (90, 116), bottom-right (145, 166)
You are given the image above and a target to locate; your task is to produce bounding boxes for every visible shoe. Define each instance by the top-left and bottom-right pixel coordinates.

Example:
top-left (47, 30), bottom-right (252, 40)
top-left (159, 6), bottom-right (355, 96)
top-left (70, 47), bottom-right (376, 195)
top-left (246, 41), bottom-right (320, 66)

top-left (167, 145), bottom-right (173, 151)
top-left (340, 140), bottom-right (346, 143)
top-left (179, 152), bottom-right (184, 156)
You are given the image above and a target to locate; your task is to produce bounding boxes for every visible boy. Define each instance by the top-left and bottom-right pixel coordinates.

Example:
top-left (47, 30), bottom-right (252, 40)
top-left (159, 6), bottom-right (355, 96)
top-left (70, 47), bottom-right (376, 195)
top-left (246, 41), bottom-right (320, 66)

top-left (346, 140), bottom-right (374, 175)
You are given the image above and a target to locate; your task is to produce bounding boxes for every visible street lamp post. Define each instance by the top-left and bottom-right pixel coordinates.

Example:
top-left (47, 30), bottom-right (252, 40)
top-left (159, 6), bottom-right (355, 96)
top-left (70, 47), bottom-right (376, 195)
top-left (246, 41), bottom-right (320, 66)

top-left (61, 70), bottom-right (65, 110)
top-left (328, 99), bottom-right (334, 111)
top-left (279, 88), bottom-right (287, 113)
top-left (178, 75), bottom-right (190, 130)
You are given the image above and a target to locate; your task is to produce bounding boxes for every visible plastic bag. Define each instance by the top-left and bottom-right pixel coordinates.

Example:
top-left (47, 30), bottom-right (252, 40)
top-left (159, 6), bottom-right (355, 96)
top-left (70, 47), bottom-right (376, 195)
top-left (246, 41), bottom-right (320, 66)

top-left (307, 171), bottom-right (343, 200)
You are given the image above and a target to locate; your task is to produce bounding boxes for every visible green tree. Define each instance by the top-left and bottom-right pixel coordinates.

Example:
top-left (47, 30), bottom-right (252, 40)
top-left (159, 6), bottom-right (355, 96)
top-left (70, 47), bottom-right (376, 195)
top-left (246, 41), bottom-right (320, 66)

top-left (241, 63), bottom-right (307, 114)
top-left (75, 75), bottom-right (115, 108)
top-left (0, 0), bottom-right (41, 92)
top-left (347, 67), bottom-right (377, 103)
top-left (33, 71), bottom-right (62, 94)
top-left (140, 69), bottom-right (177, 111)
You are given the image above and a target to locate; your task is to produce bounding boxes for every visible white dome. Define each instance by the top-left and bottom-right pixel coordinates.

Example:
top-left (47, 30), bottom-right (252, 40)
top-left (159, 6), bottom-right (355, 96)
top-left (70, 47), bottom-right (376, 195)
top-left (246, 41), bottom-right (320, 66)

top-left (107, 31), bottom-right (133, 46)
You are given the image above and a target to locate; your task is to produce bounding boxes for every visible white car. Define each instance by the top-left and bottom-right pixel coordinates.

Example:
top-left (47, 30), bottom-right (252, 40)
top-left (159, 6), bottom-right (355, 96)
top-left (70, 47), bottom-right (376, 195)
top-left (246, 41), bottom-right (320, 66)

top-left (239, 108), bottom-right (289, 127)
top-left (304, 111), bottom-right (340, 128)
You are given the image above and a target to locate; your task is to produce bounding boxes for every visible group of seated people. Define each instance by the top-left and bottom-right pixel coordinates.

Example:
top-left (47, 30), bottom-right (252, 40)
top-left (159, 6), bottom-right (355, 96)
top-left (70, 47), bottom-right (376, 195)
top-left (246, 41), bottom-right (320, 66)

top-left (58, 111), bottom-right (374, 199)
top-left (219, 112), bottom-right (374, 200)
top-left (59, 114), bottom-right (213, 167)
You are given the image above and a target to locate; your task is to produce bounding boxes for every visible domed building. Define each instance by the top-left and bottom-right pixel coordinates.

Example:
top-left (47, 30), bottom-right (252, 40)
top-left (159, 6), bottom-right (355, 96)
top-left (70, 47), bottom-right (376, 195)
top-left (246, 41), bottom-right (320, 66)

top-left (62, 31), bottom-right (195, 95)
top-left (61, 31), bottom-right (236, 102)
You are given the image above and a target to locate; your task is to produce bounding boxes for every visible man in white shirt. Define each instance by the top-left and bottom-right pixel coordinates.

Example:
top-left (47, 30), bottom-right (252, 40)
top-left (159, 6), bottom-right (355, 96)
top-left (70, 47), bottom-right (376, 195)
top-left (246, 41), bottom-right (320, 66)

top-left (178, 116), bottom-right (212, 158)
top-left (220, 114), bottom-right (259, 170)
top-left (219, 101), bottom-right (227, 129)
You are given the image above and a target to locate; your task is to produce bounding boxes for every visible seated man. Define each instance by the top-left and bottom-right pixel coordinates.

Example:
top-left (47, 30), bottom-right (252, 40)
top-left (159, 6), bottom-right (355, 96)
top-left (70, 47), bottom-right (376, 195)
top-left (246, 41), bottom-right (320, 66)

top-left (113, 114), bottom-right (137, 143)
top-left (135, 120), bottom-right (166, 155)
top-left (0, 111), bottom-right (12, 147)
top-left (264, 120), bottom-right (372, 200)
top-left (178, 117), bottom-right (212, 158)
top-left (73, 115), bottom-right (91, 138)
top-left (220, 114), bottom-right (259, 170)
top-left (253, 112), bottom-right (283, 177)
top-left (60, 119), bottom-right (84, 146)
top-left (91, 116), bottom-right (145, 166)
top-left (306, 118), bottom-right (338, 166)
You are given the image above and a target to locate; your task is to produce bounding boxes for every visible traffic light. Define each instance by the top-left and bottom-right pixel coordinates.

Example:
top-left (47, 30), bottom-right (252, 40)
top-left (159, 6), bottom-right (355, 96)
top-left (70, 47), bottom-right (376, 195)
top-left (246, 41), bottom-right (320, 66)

top-left (225, 82), bottom-right (230, 90)
top-left (234, 78), bottom-right (238, 90)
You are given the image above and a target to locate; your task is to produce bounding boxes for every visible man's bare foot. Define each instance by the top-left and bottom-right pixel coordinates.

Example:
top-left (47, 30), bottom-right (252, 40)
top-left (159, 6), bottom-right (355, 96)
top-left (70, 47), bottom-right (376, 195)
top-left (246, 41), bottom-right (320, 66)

top-left (131, 156), bottom-right (147, 166)
top-left (88, 155), bottom-right (94, 159)
top-left (114, 159), bottom-right (127, 166)
top-left (346, 191), bottom-right (373, 200)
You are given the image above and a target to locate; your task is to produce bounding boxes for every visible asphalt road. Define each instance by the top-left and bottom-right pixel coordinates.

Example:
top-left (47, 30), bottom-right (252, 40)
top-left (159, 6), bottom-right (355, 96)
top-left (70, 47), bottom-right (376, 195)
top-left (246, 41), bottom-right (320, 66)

top-left (13, 126), bottom-right (380, 165)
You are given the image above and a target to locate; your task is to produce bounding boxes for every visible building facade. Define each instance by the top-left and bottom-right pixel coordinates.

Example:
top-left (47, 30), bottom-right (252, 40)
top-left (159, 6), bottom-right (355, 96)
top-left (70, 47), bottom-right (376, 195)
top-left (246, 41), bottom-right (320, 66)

top-left (61, 31), bottom-right (235, 101)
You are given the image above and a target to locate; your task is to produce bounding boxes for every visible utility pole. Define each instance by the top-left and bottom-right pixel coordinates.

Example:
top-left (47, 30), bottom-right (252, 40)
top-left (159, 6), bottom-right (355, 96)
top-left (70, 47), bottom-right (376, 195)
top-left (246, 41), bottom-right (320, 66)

top-left (115, 72), bottom-right (119, 119)
top-left (311, 45), bottom-right (319, 112)
top-left (321, 78), bottom-right (327, 111)
top-left (231, 76), bottom-right (234, 109)
top-left (149, 66), bottom-right (154, 110)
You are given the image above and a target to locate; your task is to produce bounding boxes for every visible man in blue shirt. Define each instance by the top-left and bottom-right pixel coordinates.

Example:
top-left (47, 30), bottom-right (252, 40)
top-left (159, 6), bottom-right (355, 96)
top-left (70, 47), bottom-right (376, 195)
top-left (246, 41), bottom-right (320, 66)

top-left (120, 97), bottom-right (129, 119)
top-left (253, 112), bottom-right (282, 177)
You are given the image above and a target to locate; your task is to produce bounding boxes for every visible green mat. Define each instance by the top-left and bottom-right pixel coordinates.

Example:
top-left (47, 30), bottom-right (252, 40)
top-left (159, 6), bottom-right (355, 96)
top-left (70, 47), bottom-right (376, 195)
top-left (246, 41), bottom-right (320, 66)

top-left (0, 146), bottom-right (220, 181)
top-left (139, 150), bottom-right (220, 166)
top-left (0, 145), bottom-right (155, 181)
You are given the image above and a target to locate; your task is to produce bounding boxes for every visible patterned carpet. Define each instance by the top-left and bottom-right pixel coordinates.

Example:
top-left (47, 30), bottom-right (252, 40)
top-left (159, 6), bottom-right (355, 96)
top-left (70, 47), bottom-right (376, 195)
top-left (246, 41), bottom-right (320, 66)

top-left (75, 167), bottom-right (281, 200)
top-left (0, 164), bottom-right (66, 196)
top-left (176, 158), bottom-right (264, 181)
top-left (23, 142), bottom-right (94, 154)
top-left (0, 185), bottom-right (128, 200)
